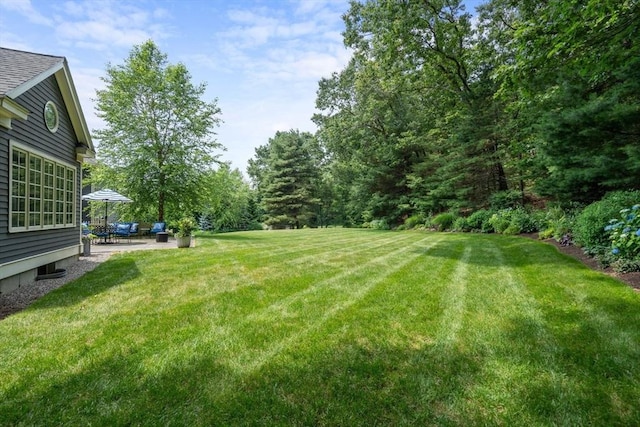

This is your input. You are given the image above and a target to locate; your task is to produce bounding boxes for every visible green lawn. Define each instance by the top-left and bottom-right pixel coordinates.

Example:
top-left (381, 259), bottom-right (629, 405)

top-left (1, 229), bottom-right (639, 425)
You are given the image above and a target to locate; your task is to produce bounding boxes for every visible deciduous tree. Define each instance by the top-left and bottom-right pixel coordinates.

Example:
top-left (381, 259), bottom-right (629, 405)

top-left (94, 40), bottom-right (223, 221)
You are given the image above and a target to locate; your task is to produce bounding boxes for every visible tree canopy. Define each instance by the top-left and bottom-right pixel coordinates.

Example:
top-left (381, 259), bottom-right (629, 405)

top-left (307, 0), bottom-right (640, 226)
top-left (93, 40), bottom-right (223, 222)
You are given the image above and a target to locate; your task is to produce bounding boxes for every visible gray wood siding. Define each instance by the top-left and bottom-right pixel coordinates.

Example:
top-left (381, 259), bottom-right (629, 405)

top-left (0, 75), bottom-right (81, 265)
top-left (0, 127), bottom-right (8, 233)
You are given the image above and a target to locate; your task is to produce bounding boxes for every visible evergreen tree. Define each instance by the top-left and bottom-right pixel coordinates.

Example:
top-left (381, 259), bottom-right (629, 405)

top-left (260, 130), bottom-right (321, 229)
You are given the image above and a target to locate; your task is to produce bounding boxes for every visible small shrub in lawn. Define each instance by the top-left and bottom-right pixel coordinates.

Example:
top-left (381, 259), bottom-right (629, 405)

top-left (466, 209), bottom-right (495, 233)
top-left (431, 212), bottom-right (457, 231)
top-left (573, 191), bottom-right (640, 253)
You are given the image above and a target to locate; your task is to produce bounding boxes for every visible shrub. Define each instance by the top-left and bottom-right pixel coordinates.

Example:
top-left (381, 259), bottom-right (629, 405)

top-left (539, 206), bottom-right (574, 241)
top-left (452, 216), bottom-right (469, 232)
top-left (431, 212), bottom-right (457, 231)
top-left (607, 204), bottom-right (640, 260)
top-left (466, 209), bottom-right (494, 233)
top-left (509, 208), bottom-right (538, 233)
top-left (366, 219), bottom-right (391, 230)
top-left (246, 221), bottom-right (264, 231)
top-left (489, 190), bottom-right (522, 210)
top-left (489, 211), bottom-right (511, 234)
top-left (404, 214), bottom-right (426, 229)
top-left (611, 258), bottom-right (640, 273)
top-left (538, 228), bottom-right (554, 240)
top-left (489, 208), bottom-right (541, 235)
top-left (573, 190), bottom-right (640, 253)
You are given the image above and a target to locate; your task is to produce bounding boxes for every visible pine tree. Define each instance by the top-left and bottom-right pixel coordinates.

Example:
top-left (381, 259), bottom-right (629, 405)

top-left (261, 130), bottom-right (320, 229)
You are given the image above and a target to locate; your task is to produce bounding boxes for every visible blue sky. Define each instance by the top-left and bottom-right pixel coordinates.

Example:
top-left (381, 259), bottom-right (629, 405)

top-left (0, 0), bottom-right (483, 174)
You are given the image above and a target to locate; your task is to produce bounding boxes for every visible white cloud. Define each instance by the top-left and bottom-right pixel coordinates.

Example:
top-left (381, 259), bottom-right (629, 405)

top-left (0, 31), bottom-right (33, 51)
top-left (50, 0), bottom-right (169, 49)
top-left (0, 0), bottom-right (52, 25)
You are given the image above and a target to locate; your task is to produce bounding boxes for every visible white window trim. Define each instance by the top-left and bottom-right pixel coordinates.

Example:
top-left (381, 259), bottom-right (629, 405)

top-left (9, 140), bottom-right (77, 233)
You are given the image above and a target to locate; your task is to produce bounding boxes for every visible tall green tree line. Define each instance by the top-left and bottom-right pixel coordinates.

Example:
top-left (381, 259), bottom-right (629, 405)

top-left (311, 0), bottom-right (640, 226)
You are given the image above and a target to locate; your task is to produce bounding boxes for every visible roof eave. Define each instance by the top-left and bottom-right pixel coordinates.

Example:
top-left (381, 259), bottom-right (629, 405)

top-left (55, 60), bottom-right (95, 161)
top-left (0, 95), bottom-right (30, 129)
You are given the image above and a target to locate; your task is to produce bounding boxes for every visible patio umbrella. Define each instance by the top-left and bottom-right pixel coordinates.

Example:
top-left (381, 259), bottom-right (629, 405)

top-left (82, 188), bottom-right (132, 230)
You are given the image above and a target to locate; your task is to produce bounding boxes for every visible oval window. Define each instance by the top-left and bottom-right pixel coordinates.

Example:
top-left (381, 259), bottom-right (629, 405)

top-left (44, 101), bottom-right (59, 133)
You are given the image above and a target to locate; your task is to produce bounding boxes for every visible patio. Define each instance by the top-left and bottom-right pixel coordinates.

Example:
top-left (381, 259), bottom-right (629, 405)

top-left (88, 237), bottom-right (181, 254)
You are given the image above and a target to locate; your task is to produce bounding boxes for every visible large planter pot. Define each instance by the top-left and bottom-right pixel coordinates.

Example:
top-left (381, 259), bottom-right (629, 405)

top-left (83, 240), bottom-right (91, 256)
top-left (176, 235), bottom-right (192, 248)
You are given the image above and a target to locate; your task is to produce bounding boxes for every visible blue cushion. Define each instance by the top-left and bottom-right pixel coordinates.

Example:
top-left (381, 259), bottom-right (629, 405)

top-left (116, 223), bottom-right (131, 233)
top-left (130, 223), bottom-right (139, 233)
top-left (150, 222), bottom-right (165, 233)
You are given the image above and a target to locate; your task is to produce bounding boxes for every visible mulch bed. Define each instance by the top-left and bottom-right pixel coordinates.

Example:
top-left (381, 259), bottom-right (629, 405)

top-left (522, 234), bottom-right (640, 292)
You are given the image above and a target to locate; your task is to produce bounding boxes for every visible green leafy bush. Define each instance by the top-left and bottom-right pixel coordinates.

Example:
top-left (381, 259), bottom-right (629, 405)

top-left (489, 208), bottom-right (541, 235)
top-left (573, 190), bottom-right (640, 253)
top-left (509, 208), bottom-right (538, 233)
top-left (489, 211), bottom-right (511, 234)
top-left (611, 258), bottom-right (640, 273)
top-left (431, 212), bottom-right (457, 231)
top-left (466, 209), bottom-right (495, 233)
top-left (364, 219), bottom-right (390, 230)
top-left (452, 216), bottom-right (469, 232)
top-left (489, 190), bottom-right (522, 210)
top-left (607, 204), bottom-right (640, 260)
top-left (538, 206), bottom-right (573, 241)
top-left (404, 214), bottom-right (426, 229)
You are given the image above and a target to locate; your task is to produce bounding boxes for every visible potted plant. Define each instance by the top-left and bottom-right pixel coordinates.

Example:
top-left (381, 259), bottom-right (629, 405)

top-left (174, 217), bottom-right (197, 248)
top-left (81, 233), bottom-right (97, 256)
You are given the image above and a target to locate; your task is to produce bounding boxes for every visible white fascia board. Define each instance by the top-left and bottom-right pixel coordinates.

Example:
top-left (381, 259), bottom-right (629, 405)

top-left (55, 62), bottom-right (95, 157)
top-left (0, 96), bottom-right (30, 129)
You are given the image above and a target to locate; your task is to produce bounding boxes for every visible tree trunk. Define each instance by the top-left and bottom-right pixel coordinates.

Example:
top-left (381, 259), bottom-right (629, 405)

top-left (158, 172), bottom-right (166, 221)
top-left (158, 190), bottom-right (165, 222)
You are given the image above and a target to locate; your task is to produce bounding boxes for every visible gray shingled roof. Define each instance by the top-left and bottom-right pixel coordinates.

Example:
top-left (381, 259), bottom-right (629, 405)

top-left (0, 47), bottom-right (64, 97)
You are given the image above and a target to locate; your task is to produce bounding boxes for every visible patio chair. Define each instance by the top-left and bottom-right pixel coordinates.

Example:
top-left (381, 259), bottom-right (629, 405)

top-left (149, 222), bottom-right (166, 238)
top-left (113, 222), bottom-right (133, 243)
top-left (130, 222), bottom-right (139, 237)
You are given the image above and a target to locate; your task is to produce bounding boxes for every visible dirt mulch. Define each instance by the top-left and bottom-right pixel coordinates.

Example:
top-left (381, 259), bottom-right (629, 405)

top-left (522, 234), bottom-right (640, 292)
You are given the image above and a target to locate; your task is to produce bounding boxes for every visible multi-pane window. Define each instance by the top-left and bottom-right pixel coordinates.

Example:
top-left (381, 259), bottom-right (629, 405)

top-left (9, 143), bottom-right (76, 232)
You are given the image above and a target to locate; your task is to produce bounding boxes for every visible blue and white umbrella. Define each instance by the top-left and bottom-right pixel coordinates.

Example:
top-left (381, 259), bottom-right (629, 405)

top-left (82, 189), bottom-right (132, 229)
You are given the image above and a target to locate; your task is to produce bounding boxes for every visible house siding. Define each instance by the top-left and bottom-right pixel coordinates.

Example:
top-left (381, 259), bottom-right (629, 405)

top-left (0, 75), bottom-right (81, 267)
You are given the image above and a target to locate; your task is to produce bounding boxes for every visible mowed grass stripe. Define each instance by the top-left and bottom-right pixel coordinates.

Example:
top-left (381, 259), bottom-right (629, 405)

top-left (207, 228), bottom-right (416, 271)
top-left (141, 233), bottom-right (443, 375)
top-left (228, 235), bottom-right (446, 372)
top-left (187, 229), bottom-right (411, 288)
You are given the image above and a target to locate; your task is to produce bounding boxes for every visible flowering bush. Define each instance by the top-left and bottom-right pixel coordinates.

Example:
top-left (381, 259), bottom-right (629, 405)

top-left (606, 204), bottom-right (640, 260)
